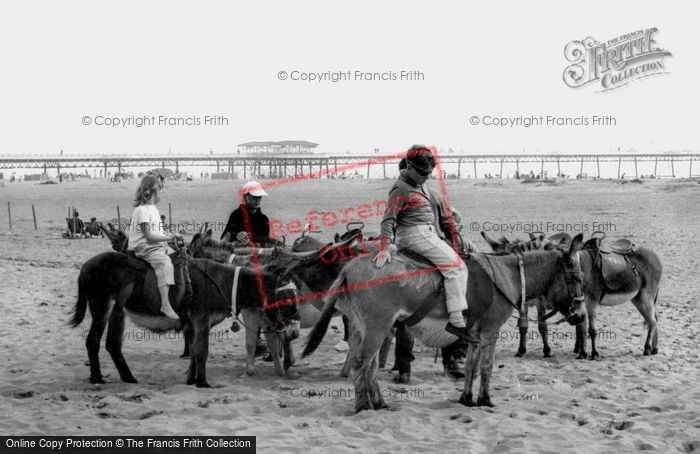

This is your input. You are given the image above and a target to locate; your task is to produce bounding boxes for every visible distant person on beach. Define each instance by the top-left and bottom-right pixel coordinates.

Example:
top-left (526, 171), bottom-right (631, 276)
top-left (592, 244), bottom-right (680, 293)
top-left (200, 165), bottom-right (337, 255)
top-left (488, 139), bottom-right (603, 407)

top-left (127, 172), bottom-right (183, 319)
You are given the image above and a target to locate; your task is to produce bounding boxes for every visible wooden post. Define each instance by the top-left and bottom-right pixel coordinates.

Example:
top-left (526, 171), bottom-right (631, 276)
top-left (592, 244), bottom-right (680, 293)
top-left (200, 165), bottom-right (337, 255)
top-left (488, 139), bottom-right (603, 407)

top-left (473, 159), bottom-right (477, 179)
top-left (557, 159), bottom-right (561, 177)
top-left (334, 159), bottom-right (338, 174)
top-left (382, 161), bottom-right (386, 179)
top-left (367, 161), bottom-right (370, 179)
top-left (540, 159), bottom-right (544, 177)
top-left (597, 157), bottom-right (601, 178)
top-left (499, 159), bottom-right (504, 178)
top-left (319, 162), bottom-right (322, 179)
top-left (690, 158), bottom-right (693, 178)
top-left (617, 157), bottom-right (621, 179)
top-left (7, 201), bottom-right (11, 231)
top-left (216, 161), bottom-right (220, 173)
top-left (654, 158), bottom-right (658, 177)
top-left (117, 205), bottom-right (121, 230)
top-left (671, 157), bottom-right (675, 177)
top-left (634, 157), bottom-right (638, 178)
top-left (580, 158), bottom-right (584, 177)
top-left (457, 158), bottom-right (462, 178)
top-left (32, 205), bottom-right (37, 230)
top-left (515, 159), bottom-right (519, 177)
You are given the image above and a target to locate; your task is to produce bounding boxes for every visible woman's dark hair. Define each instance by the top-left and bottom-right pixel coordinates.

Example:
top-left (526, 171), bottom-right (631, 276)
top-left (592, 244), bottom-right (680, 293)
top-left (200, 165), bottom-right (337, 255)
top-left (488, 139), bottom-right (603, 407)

top-left (406, 145), bottom-right (435, 173)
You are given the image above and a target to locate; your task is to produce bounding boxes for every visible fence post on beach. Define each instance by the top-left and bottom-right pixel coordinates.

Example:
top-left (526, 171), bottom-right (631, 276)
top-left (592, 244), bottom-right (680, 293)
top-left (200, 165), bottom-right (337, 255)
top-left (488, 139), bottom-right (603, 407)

top-left (7, 201), bottom-right (11, 231)
top-left (366, 161), bottom-right (370, 179)
top-left (32, 205), bottom-right (37, 230)
top-left (117, 205), bottom-right (121, 230)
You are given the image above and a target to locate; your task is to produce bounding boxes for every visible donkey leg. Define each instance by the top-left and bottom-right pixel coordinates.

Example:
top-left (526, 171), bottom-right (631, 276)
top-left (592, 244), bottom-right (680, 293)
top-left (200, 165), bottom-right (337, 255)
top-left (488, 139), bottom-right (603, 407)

top-left (515, 308), bottom-right (528, 357)
top-left (86, 297), bottom-right (114, 384)
top-left (368, 354), bottom-right (388, 410)
top-left (192, 318), bottom-right (212, 388)
top-left (105, 304), bottom-right (137, 383)
top-left (587, 304), bottom-right (599, 360)
top-left (340, 328), bottom-right (360, 378)
top-left (632, 290), bottom-right (659, 356)
top-left (263, 330), bottom-right (284, 377)
top-left (241, 309), bottom-right (261, 376)
top-left (352, 330), bottom-right (390, 412)
top-left (459, 337), bottom-right (481, 407)
top-left (537, 303), bottom-right (551, 358)
top-left (476, 333), bottom-right (498, 407)
top-left (180, 318), bottom-right (193, 358)
top-left (378, 331), bottom-right (394, 369)
top-left (283, 340), bottom-right (298, 378)
top-left (575, 321), bottom-right (588, 359)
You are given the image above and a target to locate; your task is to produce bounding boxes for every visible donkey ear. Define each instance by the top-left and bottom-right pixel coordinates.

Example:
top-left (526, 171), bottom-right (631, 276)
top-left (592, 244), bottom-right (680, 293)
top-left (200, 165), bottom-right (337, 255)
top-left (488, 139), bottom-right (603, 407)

top-left (528, 232), bottom-right (536, 241)
top-left (203, 229), bottom-right (213, 240)
top-left (569, 233), bottom-right (584, 253)
top-left (480, 231), bottom-right (500, 250)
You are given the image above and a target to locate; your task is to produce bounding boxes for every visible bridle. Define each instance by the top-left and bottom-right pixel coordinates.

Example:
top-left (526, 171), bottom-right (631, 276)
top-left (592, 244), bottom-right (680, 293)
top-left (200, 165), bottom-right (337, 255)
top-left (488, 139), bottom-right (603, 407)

top-left (561, 250), bottom-right (586, 321)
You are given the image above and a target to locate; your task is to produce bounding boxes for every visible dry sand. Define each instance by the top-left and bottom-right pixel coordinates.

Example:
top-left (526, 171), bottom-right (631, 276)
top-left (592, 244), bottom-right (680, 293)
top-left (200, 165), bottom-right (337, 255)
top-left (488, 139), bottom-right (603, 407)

top-left (1, 177), bottom-right (699, 453)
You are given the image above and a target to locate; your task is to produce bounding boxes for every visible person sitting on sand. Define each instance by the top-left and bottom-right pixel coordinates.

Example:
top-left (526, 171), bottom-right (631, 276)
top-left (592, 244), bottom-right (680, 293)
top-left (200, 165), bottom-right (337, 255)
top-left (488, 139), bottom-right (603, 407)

top-left (127, 172), bottom-right (183, 319)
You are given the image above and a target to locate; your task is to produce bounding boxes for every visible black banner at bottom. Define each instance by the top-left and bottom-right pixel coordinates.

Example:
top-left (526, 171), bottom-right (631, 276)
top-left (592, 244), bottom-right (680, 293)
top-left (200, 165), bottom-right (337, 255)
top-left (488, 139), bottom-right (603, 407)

top-left (0, 437), bottom-right (255, 453)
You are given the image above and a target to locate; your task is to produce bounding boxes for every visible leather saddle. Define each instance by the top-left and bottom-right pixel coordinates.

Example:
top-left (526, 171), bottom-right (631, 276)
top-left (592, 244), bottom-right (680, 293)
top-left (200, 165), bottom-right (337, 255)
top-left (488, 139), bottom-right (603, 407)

top-left (584, 237), bottom-right (638, 291)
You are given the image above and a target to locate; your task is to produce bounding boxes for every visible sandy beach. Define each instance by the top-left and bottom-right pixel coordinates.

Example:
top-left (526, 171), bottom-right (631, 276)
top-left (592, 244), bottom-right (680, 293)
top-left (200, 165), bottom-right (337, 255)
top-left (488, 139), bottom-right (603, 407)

top-left (1, 177), bottom-right (699, 453)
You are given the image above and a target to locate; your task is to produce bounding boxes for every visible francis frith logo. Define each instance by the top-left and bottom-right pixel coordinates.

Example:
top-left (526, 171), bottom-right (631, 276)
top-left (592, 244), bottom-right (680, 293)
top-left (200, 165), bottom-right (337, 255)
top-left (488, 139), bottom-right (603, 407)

top-left (563, 28), bottom-right (672, 93)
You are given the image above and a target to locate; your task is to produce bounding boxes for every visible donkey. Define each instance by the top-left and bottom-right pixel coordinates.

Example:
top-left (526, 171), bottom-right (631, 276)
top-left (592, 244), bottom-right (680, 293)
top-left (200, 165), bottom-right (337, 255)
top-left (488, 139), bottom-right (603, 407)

top-left (481, 231), bottom-right (572, 357)
top-left (573, 236), bottom-right (662, 359)
top-left (186, 231), bottom-right (301, 377)
top-left (69, 247), bottom-right (297, 386)
top-left (301, 234), bottom-right (587, 412)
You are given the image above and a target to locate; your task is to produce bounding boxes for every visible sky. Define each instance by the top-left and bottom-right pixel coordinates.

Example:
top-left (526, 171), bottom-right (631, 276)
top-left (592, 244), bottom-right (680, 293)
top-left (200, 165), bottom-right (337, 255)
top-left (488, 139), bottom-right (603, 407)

top-left (0, 1), bottom-right (698, 158)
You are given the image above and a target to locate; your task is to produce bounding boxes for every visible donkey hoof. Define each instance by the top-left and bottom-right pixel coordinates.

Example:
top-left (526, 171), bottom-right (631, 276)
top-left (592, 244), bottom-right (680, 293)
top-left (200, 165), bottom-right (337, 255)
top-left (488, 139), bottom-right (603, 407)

top-left (476, 396), bottom-right (495, 407)
top-left (589, 352), bottom-right (600, 361)
top-left (515, 350), bottom-right (526, 357)
top-left (196, 381), bottom-right (212, 388)
top-left (89, 376), bottom-right (105, 384)
top-left (576, 352), bottom-right (588, 360)
top-left (458, 392), bottom-right (475, 407)
top-left (121, 376), bottom-right (138, 384)
top-left (179, 353), bottom-right (190, 359)
top-left (285, 370), bottom-right (300, 380)
top-left (543, 352), bottom-right (552, 358)
top-left (186, 377), bottom-right (195, 385)
top-left (651, 348), bottom-right (658, 355)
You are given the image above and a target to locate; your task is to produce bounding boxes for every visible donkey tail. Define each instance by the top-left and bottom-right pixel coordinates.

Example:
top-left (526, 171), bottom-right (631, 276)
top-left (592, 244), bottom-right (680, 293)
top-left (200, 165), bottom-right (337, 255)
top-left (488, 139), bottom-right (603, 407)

top-left (302, 273), bottom-right (346, 358)
top-left (69, 269), bottom-right (90, 327)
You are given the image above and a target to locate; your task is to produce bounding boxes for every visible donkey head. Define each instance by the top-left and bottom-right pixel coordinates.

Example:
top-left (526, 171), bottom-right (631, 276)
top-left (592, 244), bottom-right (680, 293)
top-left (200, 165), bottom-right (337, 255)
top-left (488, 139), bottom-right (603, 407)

top-left (102, 223), bottom-right (128, 253)
top-left (546, 233), bottom-right (587, 325)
